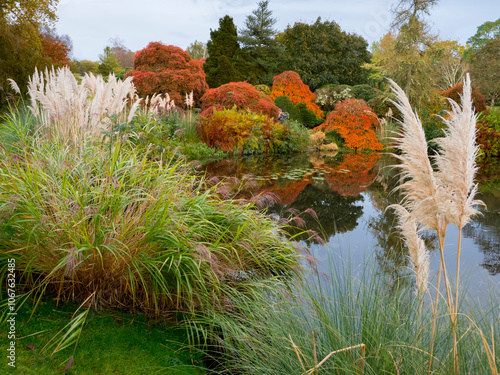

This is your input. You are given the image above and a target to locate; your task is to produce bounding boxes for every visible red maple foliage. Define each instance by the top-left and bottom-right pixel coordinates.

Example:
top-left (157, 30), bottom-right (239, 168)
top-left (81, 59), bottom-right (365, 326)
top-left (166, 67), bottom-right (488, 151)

top-left (125, 42), bottom-right (208, 107)
top-left (315, 99), bottom-right (383, 151)
top-left (200, 81), bottom-right (280, 120)
top-left (40, 34), bottom-right (71, 68)
top-left (270, 71), bottom-right (324, 118)
top-left (194, 58), bottom-right (206, 70)
top-left (441, 83), bottom-right (487, 113)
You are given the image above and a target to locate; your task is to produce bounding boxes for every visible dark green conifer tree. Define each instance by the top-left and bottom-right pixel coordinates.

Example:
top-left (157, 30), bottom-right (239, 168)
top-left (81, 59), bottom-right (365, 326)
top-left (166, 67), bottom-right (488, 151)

top-left (239, 1), bottom-right (283, 85)
top-left (204, 15), bottom-right (247, 88)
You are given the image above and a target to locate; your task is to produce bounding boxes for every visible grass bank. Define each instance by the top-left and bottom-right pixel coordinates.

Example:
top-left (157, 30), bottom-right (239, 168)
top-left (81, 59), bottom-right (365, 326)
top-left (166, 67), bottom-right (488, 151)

top-left (0, 299), bottom-right (205, 374)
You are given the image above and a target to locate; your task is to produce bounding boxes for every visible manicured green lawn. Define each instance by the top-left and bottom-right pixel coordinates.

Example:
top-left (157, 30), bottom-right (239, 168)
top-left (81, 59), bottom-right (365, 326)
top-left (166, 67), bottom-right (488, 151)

top-left (1, 300), bottom-right (206, 374)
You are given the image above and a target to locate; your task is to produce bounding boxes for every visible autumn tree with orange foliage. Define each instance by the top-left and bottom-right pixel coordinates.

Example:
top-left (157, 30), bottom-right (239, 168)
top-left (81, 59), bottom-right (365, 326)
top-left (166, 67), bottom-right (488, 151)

top-left (39, 27), bottom-right (71, 68)
top-left (200, 81), bottom-right (280, 120)
top-left (125, 42), bottom-right (208, 107)
top-left (315, 99), bottom-right (382, 151)
top-left (270, 71), bottom-right (324, 118)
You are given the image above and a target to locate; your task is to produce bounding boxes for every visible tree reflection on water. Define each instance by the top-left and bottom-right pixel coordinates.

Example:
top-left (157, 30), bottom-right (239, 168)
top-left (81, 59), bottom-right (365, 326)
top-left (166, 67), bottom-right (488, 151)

top-left (463, 162), bottom-right (500, 276)
top-left (203, 152), bottom-right (500, 280)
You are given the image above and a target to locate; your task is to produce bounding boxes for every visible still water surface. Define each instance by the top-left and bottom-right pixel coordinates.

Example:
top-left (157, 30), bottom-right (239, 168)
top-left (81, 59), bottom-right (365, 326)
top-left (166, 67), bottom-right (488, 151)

top-left (204, 152), bottom-right (500, 302)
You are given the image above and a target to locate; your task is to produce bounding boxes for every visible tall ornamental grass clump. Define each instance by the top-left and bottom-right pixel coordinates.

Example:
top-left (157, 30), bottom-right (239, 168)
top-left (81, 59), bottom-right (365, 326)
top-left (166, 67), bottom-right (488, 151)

top-left (389, 74), bottom-right (496, 374)
top-left (0, 137), bottom-right (300, 316)
top-left (189, 255), bottom-right (500, 375)
top-left (8, 66), bottom-right (140, 143)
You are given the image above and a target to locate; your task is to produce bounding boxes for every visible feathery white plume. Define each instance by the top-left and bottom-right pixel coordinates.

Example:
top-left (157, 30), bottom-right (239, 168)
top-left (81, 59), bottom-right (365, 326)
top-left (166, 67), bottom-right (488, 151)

top-left (434, 74), bottom-right (485, 228)
top-left (392, 205), bottom-right (430, 293)
top-left (388, 78), bottom-right (448, 233)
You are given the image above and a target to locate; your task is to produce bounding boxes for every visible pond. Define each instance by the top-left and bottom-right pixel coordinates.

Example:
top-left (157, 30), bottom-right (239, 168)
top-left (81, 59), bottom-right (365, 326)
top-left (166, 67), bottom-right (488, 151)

top-left (203, 151), bottom-right (500, 303)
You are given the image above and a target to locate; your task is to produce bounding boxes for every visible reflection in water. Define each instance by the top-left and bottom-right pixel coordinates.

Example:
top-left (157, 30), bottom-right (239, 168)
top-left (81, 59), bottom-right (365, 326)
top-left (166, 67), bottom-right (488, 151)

top-left (205, 152), bottom-right (381, 242)
top-left (463, 190), bottom-right (500, 276)
top-left (267, 184), bottom-right (364, 241)
top-left (366, 158), bottom-right (438, 285)
top-left (203, 152), bottom-right (500, 284)
top-left (466, 160), bottom-right (500, 275)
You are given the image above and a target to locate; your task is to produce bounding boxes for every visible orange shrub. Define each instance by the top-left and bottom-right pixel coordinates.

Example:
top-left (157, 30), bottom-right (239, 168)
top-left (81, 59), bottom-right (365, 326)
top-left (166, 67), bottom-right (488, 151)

top-left (200, 82), bottom-right (279, 120)
top-left (200, 108), bottom-right (286, 153)
top-left (315, 99), bottom-right (382, 151)
top-left (270, 71), bottom-right (324, 118)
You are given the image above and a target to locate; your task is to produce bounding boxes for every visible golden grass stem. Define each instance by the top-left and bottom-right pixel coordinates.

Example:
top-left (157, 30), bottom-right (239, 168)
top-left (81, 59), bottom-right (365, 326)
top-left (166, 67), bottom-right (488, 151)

top-left (453, 227), bottom-right (463, 375)
top-left (305, 344), bottom-right (366, 375)
top-left (436, 230), bottom-right (459, 374)
top-left (454, 227), bottom-right (462, 317)
top-left (312, 331), bottom-right (317, 373)
top-left (428, 233), bottom-right (444, 375)
top-left (289, 335), bottom-right (306, 372)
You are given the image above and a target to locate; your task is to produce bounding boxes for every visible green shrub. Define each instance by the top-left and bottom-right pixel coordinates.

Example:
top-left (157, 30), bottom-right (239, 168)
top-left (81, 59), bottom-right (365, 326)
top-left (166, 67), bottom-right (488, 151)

top-left (296, 102), bottom-right (323, 128)
top-left (351, 84), bottom-right (377, 102)
top-left (180, 141), bottom-right (225, 161)
top-left (279, 119), bottom-right (311, 153)
top-left (479, 107), bottom-right (500, 131)
top-left (418, 102), bottom-right (448, 152)
top-left (274, 95), bottom-right (300, 121)
top-left (274, 96), bottom-right (323, 128)
top-left (104, 109), bottom-right (180, 159)
top-left (367, 94), bottom-right (400, 120)
top-left (324, 129), bottom-right (344, 147)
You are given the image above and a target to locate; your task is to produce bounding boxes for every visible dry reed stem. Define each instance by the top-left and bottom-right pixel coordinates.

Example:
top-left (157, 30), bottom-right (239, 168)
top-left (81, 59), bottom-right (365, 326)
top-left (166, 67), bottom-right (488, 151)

top-left (289, 335), bottom-right (307, 372)
top-left (304, 343), bottom-right (366, 375)
top-left (312, 331), bottom-right (317, 373)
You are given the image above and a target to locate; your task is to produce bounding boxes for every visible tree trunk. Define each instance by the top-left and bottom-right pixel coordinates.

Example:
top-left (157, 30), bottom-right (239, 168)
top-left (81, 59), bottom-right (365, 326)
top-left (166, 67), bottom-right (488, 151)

top-left (405, 66), bottom-right (412, 98)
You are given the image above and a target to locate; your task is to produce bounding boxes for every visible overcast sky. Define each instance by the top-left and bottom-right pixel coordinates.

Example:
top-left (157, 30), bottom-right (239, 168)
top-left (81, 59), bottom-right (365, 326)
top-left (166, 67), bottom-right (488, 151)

top-left (55, 0), bottom-right (500, 61)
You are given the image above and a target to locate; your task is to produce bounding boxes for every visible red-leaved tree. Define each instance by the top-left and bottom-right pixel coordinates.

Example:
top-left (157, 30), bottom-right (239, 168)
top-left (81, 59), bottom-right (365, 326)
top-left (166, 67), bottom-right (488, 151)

top-left (270, 71), bottom-right (324, 118)
top-left (441, 83), bottom-right (487, 113)
top-left (200, 81), bottom-right (280, 120)
top-left (125, 42), bottom-right (208, 107)
top-left (315, 99), bottom-right (382, 151)
top-left (40, 32), bottom-right (71, 68)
